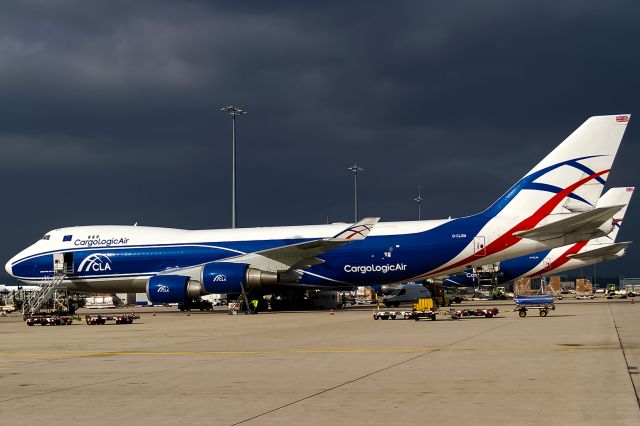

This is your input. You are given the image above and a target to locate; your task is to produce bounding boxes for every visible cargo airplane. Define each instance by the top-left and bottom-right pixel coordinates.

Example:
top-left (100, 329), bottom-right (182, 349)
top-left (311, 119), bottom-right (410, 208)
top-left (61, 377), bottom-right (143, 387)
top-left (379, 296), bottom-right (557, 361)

top-left (443, 186), bottom-right (634, 287)
top-left (5, 115), bottom-right (631, 307)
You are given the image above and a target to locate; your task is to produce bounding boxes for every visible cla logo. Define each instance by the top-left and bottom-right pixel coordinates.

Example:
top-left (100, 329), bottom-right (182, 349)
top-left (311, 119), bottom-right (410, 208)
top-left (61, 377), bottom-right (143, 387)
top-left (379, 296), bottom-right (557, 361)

top-left (156, 284), bottom-right (170, 293)
top-left (77, 254), bottom-right (112, 272)
top-left (212, 274), bottom-right (227, 282)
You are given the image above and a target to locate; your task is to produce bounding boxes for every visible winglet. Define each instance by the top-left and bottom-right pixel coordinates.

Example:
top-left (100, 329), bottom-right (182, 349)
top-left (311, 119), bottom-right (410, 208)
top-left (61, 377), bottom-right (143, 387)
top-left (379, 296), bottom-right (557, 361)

top-left (330, 217), bottom-right (380, 241)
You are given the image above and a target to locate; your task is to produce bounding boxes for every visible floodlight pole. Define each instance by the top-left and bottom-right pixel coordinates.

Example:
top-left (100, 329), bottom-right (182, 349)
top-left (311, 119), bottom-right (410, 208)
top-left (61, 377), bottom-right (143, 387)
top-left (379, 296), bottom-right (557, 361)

top-left (220, 106), bottom-right (247, 228)
top-left (348, 164), bottom-right (364, 222)
top-left (414, 185), bottom-right (424, 220)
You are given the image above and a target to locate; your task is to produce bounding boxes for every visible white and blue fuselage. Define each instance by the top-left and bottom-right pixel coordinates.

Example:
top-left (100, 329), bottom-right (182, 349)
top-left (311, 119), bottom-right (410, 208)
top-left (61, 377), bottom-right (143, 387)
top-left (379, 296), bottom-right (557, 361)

top-left (5, 215), bottom-right (548, 292)
top-left (4, 115), bottom-right (631, 296)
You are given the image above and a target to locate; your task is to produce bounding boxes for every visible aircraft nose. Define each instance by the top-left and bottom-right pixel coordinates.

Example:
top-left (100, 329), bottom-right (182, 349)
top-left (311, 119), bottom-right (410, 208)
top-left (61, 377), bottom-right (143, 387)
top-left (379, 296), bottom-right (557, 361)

top-left (5, 259), bottom-right (13, 276)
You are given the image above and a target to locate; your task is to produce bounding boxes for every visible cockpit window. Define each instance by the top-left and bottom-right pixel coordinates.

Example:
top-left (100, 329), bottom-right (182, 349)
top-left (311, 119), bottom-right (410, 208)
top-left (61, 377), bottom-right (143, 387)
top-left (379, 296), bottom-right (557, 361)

top-left (42, 234), bottom-right (50, 240)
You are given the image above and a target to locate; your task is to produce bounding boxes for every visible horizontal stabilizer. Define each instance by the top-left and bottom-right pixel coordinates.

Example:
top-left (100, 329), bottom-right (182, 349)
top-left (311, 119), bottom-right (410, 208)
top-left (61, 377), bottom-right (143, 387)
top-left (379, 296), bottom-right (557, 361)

top-left (513, 205), bottom-right (624, 241)
top-left (567, 241), bottom-right (631, 261)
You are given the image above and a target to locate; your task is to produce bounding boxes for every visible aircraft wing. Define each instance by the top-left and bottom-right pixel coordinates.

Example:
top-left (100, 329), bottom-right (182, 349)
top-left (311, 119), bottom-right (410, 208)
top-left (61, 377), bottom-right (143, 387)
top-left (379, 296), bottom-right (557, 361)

top-left (513, 205), bottom-right (624, 241)
top-left (224, 217), bottom-right (380, 271)
top-left (567, 241), bottom-right (631, 261)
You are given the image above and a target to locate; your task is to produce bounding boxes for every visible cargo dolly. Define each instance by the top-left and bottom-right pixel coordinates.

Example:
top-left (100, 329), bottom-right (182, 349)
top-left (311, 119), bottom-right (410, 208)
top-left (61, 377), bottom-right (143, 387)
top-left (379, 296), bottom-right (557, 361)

top-left (373, 310), bottom-right (400, 320)
top-left (85, 313), bottom-right (140, 325)
top-left (374, 297), bottom-right (439, 321)
top-left (373, 298), bottom-right (499, 321)
top-left (513, 295), bottom-right (555, 317)
top-left (457, 307), bottom-right (500, 318)
top-left (372, 310), bottom-right (438, 320)
top-left (406, 310), bottom-right (439, 321)
top-left (24, 314), bottom-right (78, 326)
top-left (373, 307), bottom-right (499, 321)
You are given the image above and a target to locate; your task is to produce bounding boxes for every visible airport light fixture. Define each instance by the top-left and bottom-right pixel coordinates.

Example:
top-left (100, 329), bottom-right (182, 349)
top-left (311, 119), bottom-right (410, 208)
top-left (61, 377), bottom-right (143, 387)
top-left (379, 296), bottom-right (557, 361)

top-left (414, 185), bottom-right (424, 220)
top-left (347, 164), bottom-right (364, 222)
top-left (220, 105), bottom-right (247, 229)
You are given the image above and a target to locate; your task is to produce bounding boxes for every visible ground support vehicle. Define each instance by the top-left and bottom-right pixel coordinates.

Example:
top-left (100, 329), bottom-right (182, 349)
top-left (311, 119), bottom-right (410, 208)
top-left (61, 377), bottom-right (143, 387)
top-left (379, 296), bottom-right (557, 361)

top-left (576, 294), bottom-right (595, 300)
top-left (178, 299), bottom-right (213, 312)
top-left (382, 283), bottom-right (431, 307)
top-left (514, 295), bottom-right (555, 317)
top-left (407, 297), bottom-right (438, 320)
top-left (514, 305), bottom-right (555, 317)
top-left (85, 313), bottom-right (140, 325)
top-left (1, 304), bottom-right (17, 314)
top-left (456, 307), bottom-right (500, 318)
top-left (405, 310), bottom-right (439, 321)
top-left (373, 308), bottom-right (497, 321)
top-left (373, 311), bottom-right (400, 320)
top-left (24, 315), bottom-right (77, 326)
top-left (372, 310), bottom-right (438, 320)
top-left (492, 287), bottom-right (507, 300)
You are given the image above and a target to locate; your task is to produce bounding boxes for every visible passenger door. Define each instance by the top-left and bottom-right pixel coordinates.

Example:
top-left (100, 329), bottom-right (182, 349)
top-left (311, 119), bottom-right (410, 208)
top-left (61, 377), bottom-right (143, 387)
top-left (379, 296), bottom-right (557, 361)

top-left (53, 253), bottom-right (64, 274)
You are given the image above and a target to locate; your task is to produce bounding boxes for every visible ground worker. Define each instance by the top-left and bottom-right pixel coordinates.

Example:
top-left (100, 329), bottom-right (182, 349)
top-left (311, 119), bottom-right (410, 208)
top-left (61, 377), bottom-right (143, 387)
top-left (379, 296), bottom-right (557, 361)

top-left (251, 299), bottom-right (259, 313)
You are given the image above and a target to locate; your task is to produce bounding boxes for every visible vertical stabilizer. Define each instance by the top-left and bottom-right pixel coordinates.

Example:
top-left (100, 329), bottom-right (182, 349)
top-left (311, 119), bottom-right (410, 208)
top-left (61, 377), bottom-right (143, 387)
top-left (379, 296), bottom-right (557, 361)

top-left (485, 115), bottom-right (630, 219)
top-left (591, 186), bottom-right (634, 243)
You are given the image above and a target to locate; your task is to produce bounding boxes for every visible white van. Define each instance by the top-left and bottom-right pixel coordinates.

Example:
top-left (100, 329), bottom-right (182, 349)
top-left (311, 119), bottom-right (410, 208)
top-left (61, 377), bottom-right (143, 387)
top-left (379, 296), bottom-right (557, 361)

top-left (382, 283), bottom-right (431, 307)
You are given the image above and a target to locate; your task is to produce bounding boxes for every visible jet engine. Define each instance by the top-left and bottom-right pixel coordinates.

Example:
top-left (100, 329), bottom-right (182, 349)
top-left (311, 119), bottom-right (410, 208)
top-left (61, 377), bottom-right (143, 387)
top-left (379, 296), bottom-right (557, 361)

top-left (146, 275), bottom-right (191, 305)
top-left (146, 262), bottom-right (296, 304)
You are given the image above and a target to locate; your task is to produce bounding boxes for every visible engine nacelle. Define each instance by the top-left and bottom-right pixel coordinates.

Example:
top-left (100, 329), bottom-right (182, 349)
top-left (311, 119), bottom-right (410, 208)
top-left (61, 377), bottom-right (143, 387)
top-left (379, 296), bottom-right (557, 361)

top-left (146, 275), bottom-right (191, 305)
top-left (201, 262), bottom-right (280, 294)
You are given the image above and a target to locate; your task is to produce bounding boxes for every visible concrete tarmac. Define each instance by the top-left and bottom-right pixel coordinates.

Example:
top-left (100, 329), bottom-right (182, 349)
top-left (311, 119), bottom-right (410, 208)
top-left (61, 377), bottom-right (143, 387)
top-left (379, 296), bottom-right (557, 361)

top-left (1, 300), bottom-right (638, 425)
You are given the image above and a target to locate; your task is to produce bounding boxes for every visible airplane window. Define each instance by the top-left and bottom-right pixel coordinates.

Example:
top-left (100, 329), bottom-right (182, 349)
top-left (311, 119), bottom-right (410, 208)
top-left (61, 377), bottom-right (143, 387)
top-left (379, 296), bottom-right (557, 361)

top-left (42, 235), bottom-right (50, 240)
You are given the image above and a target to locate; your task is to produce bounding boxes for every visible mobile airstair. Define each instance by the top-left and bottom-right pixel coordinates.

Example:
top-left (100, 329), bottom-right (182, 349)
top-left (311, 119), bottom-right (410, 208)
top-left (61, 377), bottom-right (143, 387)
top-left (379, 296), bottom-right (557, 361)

top-left (22, 273), bottom-right (66, 316)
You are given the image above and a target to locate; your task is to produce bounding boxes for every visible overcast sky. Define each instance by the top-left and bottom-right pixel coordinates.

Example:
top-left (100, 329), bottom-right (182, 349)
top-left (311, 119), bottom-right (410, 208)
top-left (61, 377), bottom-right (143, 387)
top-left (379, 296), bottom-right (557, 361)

top-left (1, 0), bottom-right (638, 281)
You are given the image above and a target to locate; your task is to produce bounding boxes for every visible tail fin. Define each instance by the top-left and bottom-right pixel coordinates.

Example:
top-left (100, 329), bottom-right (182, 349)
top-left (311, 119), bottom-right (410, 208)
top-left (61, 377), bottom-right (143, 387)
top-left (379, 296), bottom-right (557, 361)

top-left (592, 187), bottom-right (634, 243)
top-left (484, 115), bottom-right (630, 219)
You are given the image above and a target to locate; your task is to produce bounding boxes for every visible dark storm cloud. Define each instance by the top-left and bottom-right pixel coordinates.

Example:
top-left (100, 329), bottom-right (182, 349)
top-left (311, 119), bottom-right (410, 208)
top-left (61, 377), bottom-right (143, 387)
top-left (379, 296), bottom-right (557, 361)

top-left (1, 0), bottom-right (639, 279)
